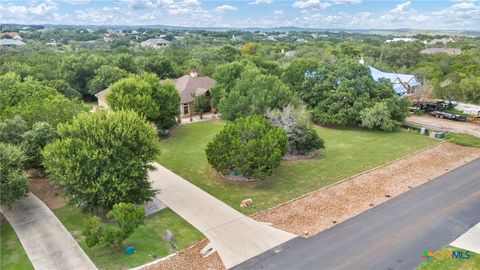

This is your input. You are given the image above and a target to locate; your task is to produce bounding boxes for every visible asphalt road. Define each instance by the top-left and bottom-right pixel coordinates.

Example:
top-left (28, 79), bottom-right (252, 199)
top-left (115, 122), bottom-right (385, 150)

top-left (234, 158), bottom-right (480, 270)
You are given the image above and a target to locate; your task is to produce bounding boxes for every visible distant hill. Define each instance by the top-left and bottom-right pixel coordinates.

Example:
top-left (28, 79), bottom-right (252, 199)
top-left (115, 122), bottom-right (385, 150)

top-left (1, 23), bottom-right (479, 36)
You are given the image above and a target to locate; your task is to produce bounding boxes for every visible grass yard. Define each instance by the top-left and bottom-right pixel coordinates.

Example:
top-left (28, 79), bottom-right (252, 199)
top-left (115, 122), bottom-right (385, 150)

top-left (158, 121), bottom-right (437, 214)
top-left (446, 133), bottom-right (480, 148)
top-left (417, 246), bottom-right (479, 270)
top-left (0, 207), bottom-right (203, 270)
top-left (0, 221), bottom-right (34, 270)
top-left (53, 206), bottom-right (203, 270)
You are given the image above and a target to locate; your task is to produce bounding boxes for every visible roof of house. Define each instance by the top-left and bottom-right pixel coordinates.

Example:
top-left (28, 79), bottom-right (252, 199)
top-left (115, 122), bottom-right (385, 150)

top-left (0, 39), bottom-right (25, 46)
top-left (95, 75), bottom-right (215, 104)
top-left (141, 38), bottom-right (170, 46)
top-left (420, 48), bottom-right (461, 55)
top-left (0, 32), bottom-right (21, 39)
top-left (172, 75), bottom-right (215, 104)
top-left (94, 88), bottom-right (110, 99)
top-left (368, 66), bottom-right (421, 95)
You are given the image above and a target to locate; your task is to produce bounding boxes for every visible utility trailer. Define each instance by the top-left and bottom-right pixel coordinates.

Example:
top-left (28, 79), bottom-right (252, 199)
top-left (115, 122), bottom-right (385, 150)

top-left (430, 111), bottom-right (467, 122)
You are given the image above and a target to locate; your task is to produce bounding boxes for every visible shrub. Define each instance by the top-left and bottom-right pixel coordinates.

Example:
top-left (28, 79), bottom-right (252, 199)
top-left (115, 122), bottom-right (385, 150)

top-left (43, 110), bottom-right (160, 212)
top-left (0, 143), bottom-right (29, 205)
top-left (83, 203), bottom-right (145, 249)
top-left (266, 105), bottom-right (324, 156)
top-left (360, 102), bottom-right (400, 131)
top-left (206, 115), bottom-right (287, 180)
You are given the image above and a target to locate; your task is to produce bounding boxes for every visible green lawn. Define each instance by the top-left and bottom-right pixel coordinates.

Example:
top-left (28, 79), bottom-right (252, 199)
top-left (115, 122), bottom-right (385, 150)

top-left (0, 207), bottom-right (203, 270)
top-left (53, 206), bottom-right (203, 270)
top-left (0, 120), bottom-right (438, 270)
top-left (0, 221), bottom-right (34, 270)
top-left (417, 246), bottom-right (479, 270)
top-left (158, 121), bottom-right (437, 214)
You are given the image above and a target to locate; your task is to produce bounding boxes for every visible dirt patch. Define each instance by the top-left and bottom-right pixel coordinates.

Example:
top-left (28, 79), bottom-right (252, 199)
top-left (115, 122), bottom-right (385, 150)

top-left (406, 115), bottom-right (480, 137)
top-left (144, 239), bottom-right (224, 270)
top-left (28, 170), bottom-right (66, 209)
top-left (146, 142), bottom-right (480, 270)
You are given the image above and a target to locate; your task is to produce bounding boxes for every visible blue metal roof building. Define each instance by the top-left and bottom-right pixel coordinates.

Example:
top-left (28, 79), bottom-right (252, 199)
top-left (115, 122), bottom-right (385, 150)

top-left (360, 58), bottom-right (422, 95)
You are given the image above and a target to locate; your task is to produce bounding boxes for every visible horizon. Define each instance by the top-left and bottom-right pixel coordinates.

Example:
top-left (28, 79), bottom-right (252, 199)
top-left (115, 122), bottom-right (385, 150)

top-left (1, 0), bottom-right (479, 31)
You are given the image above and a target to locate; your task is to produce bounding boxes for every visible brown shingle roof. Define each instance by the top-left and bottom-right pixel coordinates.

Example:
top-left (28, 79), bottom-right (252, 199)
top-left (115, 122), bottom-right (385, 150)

top-left (95, 75), bottom-right (215, 104)
top-left (173, 75), bottom-right (215, 104)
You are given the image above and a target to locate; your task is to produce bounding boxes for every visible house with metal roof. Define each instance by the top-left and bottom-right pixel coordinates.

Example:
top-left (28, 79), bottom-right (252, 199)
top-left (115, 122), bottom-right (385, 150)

top-left (360, 58), bottom-right (421, 96)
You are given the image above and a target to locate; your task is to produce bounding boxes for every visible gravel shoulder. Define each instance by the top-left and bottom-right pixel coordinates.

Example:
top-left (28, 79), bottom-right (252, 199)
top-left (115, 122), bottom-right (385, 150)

top-left (146, 142), bottom-right (480, 270)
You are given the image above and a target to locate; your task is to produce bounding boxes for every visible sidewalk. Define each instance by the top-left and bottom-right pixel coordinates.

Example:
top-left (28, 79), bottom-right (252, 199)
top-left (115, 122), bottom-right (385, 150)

top-left (1, 193), bottom-right (97, 270)
top-left (149, 163), bottom-right (295, 269)
top-left (180, 113), bottom-right (219, 125)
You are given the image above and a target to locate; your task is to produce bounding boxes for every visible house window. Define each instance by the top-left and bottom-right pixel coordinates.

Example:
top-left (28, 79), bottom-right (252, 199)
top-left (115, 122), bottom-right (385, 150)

top-left (183, 103), bottom-right (189, 114)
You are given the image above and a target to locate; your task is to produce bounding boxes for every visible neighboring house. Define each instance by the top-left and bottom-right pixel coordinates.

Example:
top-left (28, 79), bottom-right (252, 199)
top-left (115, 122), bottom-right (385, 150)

top-left (427, 38), bottom-right (454, 46)
top-left (386, 37), bottom-right (416, 43)
top-left (420, 48), bottom-right (461, 56)
top-left (0, 32), bottom-right (22, 40)
top-left (94, 73), bottom-right (215, 119)
top-left (360, 58), bottom-right (421, 96)
top-left (0, 39), bottom-right (26, 46)
top-left (141, 38), bottom-right (170, 48)
top-left (173, 73), bottom-right (215, 118)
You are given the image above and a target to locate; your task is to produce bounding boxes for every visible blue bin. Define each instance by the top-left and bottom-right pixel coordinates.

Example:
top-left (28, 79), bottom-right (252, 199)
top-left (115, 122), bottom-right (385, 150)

top-left (125, 246), bottom-right (136, 255)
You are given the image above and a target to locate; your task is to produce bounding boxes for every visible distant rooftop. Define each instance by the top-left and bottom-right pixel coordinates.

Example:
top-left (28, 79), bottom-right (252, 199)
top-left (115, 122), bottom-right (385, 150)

top-left (0, 39), bottom-right (25, 46)
top-left (141, 38), bottom-right (170, 47)
top-left (420, 48), bottom-right (461, 55)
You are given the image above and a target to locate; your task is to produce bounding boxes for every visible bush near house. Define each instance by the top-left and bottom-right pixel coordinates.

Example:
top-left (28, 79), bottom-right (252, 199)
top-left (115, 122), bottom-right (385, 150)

top-left (206, 115), bottom-right (287, 180)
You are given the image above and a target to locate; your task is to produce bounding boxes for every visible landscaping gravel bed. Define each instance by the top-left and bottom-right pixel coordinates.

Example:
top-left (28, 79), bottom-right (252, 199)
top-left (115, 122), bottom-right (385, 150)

top-left (146, 142), bottom-right (480, 270)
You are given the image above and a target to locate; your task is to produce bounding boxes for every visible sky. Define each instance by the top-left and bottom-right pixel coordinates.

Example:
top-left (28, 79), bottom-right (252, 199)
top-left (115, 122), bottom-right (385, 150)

top-left (1, 0), bottom-right (479, 30)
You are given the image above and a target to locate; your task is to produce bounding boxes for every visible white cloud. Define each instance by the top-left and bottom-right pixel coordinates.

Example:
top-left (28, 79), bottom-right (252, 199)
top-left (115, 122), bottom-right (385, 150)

top-left (332, 0), bottom-right (361, 5)
top-left (293, 0), bottom-right (332, 10)
top-left (250, 0), bottom-right (273, 4)
top-left (116, 0), bottom-right (154, 9)
top-left (62, 0), bottom-right (91, 5)
top-left (214, 4), bottom-right (237, 13)
top-left (273, 10), bottom-right (284, 16)
top-left (391, 1), bottom-right (411, 13)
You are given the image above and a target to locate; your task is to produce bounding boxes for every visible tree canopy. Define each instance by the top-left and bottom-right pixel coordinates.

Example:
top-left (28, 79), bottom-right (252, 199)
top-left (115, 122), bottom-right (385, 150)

top-left (107, 73), bottom-right (181, 131)
top-left (42, 110), bottom-right (160, 212)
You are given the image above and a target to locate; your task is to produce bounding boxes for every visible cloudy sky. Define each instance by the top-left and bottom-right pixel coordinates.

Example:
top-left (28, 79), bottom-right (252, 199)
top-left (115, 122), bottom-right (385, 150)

top-left (1, 0), bottom-right (479, 30)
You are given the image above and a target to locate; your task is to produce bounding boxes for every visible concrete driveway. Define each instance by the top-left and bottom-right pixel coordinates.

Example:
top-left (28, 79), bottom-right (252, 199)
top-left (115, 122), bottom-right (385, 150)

top-left (1, 193), bottom-right (97, 270)
top-left (451, 222), bottom-right (480, 254)
top-left (234, 158), bottom-right (480, 270)
top-left (149, 163), bottom-right (296, 269)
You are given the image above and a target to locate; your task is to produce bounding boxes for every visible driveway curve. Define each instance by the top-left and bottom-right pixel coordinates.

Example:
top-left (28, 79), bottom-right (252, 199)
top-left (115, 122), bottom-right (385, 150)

top-left (1, 193), bottom-right (97, 270)
top-left (149, 163), bottom-right (296, 269)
